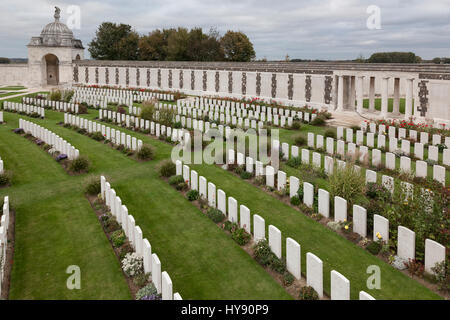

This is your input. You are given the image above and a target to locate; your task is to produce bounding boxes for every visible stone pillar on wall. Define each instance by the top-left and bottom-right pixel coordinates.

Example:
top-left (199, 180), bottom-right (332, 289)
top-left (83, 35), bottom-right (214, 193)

top-left (349, 76), bottom-right (356, 110)
top-left (356, 76), bottom-right (364, 113)
top-left (393, 77), bottom-right (400, 115)
top-left (405, 78), bottom-right (414, 119)
top-left (337, 75), bottom-right (344, 111)
top-left (381, 77), bottom-right (389, 116)
top-left (369, 76), bottom-right (375, 111)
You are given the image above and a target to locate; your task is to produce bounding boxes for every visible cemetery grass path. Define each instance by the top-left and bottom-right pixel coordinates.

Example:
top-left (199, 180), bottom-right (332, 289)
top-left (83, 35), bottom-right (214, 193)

top-left (73, 109), bottom-right (441, 300)
top-left (0, 109), bottom-right (291, 300)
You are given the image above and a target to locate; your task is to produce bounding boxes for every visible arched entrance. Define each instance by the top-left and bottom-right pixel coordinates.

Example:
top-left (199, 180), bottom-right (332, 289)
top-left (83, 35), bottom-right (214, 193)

top-left (75, 54), bottom-right (81, 60)
top-left (43, 54), bottom-right (59, 85)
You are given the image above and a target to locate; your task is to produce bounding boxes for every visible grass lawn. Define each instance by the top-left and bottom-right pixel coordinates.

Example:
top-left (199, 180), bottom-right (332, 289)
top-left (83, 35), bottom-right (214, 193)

top-left (0, 86), bottom-right (27, 91)
top-left (362, 98), bottom-right (414, 114)
top-left (0, 107), bottom-right (290, 300)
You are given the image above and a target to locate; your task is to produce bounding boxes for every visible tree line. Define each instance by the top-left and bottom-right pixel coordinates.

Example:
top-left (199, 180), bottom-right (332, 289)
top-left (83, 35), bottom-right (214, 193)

top-left (88, 22), bottom-right (255, 62)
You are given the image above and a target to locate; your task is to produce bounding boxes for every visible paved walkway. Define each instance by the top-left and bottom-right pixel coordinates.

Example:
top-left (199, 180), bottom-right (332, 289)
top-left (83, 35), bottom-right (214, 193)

top-left (0, 88), bottom-right (45, 101)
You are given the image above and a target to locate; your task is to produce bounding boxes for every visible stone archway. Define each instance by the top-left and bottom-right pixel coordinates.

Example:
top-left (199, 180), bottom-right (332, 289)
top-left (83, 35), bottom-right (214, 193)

top-left (75, 54), bottom-right (81, 60)
top-left (43, 54), bottom-right (59, 85)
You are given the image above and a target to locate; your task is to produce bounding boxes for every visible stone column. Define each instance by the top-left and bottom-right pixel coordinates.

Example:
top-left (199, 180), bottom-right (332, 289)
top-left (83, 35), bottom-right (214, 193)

top-left (349, 76), bottom-right (356, 110)
top-left (381, 77), bottom-right (389, 116)
top-left (369, 76), bottom-right (375, 111)
top-left (405, 78), bottom-right (414, 119)
top-left (337, 75), bottom-right (344, 111)
top-left (393, 78), bottom-right (400, 114)
top-left (356, 76), bottom-right (364, 113)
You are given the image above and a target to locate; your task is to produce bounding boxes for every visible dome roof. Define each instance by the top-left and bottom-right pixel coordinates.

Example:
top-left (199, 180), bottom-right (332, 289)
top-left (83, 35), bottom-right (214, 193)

top-left (37, 7), bottom-right (77, 47)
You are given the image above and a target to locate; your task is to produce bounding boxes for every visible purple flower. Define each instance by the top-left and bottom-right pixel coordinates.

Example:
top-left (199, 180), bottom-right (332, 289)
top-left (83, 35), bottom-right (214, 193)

top-left (56, 154), bottom-right (68, 161)
top-left (36, 139), bottom-right (43, 145)
top-left (13, 128), bottom-right (24, 134)
top-left (140, 294), bottom-right (161, 300)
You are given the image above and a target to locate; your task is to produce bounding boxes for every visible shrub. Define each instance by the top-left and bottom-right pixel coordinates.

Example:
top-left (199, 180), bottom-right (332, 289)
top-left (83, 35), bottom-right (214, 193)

top-left (159, 160), bottom-right (176, 177)
top-left (176, 182), bottom-right (188, 191)
top-left (85, 177), bottom-right (101, 195)
top-left (294, 135), bottom-right (306, 146)
top-left (270, 257), bottom-right (287, 273)
top-left (168, 175), bottom-right (184, 185)
top-left (206, 208), bottom-right (225, 223)
top-left (240, 171), bottom-right (252, 179)
top-left (140, 101), bottom-right (156, 120)
top-left (0, 171), bottom-right (12, 186)
top-left (299, 286), bottom-right (319, 300)
top-left (111, 230), bottom-right (126, 248)
top-left (78, 104), bottom-right (88, 114)
top-left (290, 195), bottom-right (301, 206)
top-left (173, 121), bottom-right (182, 129)
top-left (135, 283), bottom-right (157, 300)
top-left (137, 144), bottom-right (155, 160)
top-left (133, 273), bottom-right (150, 287)
top-left (253, 240), bottom-right (274, 267)
top-left (69, 156), bottom-right (90, 173)
top-left (117, 106), bottom-right (126, 114)
top-left (366, 241), bottom-right (382, 255)
top-left (231, 226), bottom-right (251, 245)
top-left (291, 121), bottom-right (301, 130)
top-left (328, 164), bottom-right (365, 206)
top-left (121, 252), bottom-right (144, 277)
top-left (311, 115), bottom-right (326, 126)
top-left (234, 165), bottom-right (244, 175)
top-left (283, 272), bottom-right (295, 286)
top-left (286, 156), bottom-right (301, 168)
top-left (431, 260), bottom-right (450, 292)
top-left (405, 259), bottom-right (424, 277)
top-left (158, 108), bottom-right (176, 127)
top-left (324, 129), bottom-right (336, 139)
top-left (49, 89), bottom-right (61, 101)
top-left (91, 132), bottom-right (105, 141)
top-left (186, 189), bottom-right (199, 201)
top-left (119, 243), bottom-right (133, 260)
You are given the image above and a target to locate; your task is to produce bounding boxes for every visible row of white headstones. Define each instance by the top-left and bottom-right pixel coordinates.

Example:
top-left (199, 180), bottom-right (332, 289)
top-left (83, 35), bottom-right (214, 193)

top-left (64, 114), bottom-right (144, 152)
top-left (0, 196), bottom-right (10, 298)
top-left (19, 119), bottom-right (80, 160)
top-left (343, 125), bottom-right (450, 165)
top-left (175, 160), bottom-right (374, 300)
top-left (300, 131), bottom-right (447, 185)
top-left (221, 147), bottom-right (446, 276)
top-left (100, 177), bottom-right (182, 300)
top-left (22, 97), bottom-right (78, 114)
top-left (2, 101), bottom-right (45, 118)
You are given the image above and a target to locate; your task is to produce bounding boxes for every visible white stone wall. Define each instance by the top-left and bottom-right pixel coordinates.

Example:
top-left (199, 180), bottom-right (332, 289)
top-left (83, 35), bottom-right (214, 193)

top-left (0, 64), bottom-right (29, 85)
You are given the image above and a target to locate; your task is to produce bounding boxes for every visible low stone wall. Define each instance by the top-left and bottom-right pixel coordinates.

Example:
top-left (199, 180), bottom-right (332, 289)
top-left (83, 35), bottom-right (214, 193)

top-left (0, 64), bottom-right (29, 86)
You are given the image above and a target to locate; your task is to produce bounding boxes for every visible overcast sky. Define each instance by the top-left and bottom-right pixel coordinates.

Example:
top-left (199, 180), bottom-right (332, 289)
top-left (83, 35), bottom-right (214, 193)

top-left (1, 0), bottom-right (449, 60)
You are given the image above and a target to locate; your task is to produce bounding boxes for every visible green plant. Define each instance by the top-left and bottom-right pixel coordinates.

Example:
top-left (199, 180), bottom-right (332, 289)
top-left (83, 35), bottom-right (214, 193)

top-left (286, 156), bottom-right (301, 168)
top-left (431, 260), bottom-right (450, 292)
top-left (290, 195), bottom-right (301, 206)
top-left (324, 129), bottom-right (336, 139)
top-left (253, 240), bottom-right (274, 267)
top-left (168, 175), bottom-right (184, 186)
top-left (206, 208), bottom-right (225, 223)
top-left (405, 259), bottom-right (424, 278)
top-left (291, 121), bottom-right (301, 130)
top-left (136, 283), bottom-right (157, 300)
top-left (69, 156), bottom-right (90, 173)
top-left (328, 163), bottom-right (365, 206)
top-left (91, 131), bottom-right (105, 141)
top-left (137, 144), bottom-right (155, 160)
top-left (186, 189), bottom-right (199, 201)
top-left (283, 272), bottom-right (295, 286)
top-left (231, 226), bottom-right (251, 245)
top-left (294, 135), bottom-right (306, 146)
top-left (121, 252), bottom-right (144, 277)
top-left (240, 171), bottom-right (252, 179)
top-left (0, 171), bottom-right (12, 186)
top-left (299, 286), bottom-right (319, 300)
top-left (49, 89), bottom-right (61, 101)
top-left (133, 273), bottom-right (150, 287)
top-left (140, 101), bottom-right (155, 120)
top-left (176, 182), bottom-right (188, 191)
top-left (311, 115), bottom-right (326, 126)
top-left (85, 177), bottom-right (101, 195)
top-left (270, 257), bottom-right (287, 273)
top-left (366, 240), bottom-right (382, 255)
top-left (159, 160), bottom-right (176, 177)
top-left (111, 230), bottom-right (126, 248)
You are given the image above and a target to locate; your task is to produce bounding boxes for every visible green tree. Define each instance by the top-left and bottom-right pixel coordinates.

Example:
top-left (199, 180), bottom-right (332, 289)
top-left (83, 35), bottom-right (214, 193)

top-left (138, 29), bottom-right (174, 60)
top-left (220, 31), bottom-right (255, 62)
top-left (167, 27), bottom-right (190, 61)
top-left (88, 22), bottom-right (139, 60)
top-left (0, 57), bottom-right (10, 64)
top-left (367, 52), bottom-right (421, 63)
